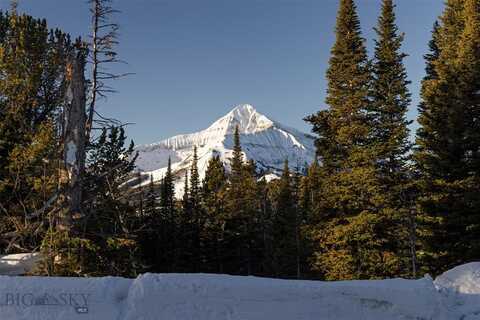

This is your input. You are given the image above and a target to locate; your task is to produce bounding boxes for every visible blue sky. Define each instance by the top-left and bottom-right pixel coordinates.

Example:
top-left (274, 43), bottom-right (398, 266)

top-left (6, 0), bottom-right (443, 145)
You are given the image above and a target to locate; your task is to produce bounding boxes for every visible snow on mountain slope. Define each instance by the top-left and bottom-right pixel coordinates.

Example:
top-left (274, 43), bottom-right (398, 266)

top-left (134, 104), bottom-right (315, 194)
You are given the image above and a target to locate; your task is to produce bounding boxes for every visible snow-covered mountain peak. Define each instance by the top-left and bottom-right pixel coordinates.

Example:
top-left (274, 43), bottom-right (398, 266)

top-left (135, 104), bottom-right (315, 196)
top-left (207, 104), bottom-right (274, 135)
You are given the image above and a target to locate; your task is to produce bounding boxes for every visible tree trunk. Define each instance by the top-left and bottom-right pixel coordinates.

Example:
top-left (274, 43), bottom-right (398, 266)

top-left (59, 53), bottom-right (86, 232)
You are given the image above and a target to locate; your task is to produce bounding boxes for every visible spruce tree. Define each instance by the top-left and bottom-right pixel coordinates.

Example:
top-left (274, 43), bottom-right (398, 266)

top-left (189, 146), bottom-right (202, 270)
top-left (230, 125), bottom-right (243, 179)
top-left (163, 158), bottom-right (176, 271)
top-left (201, 155), bottom-right (227, 272)
top-left (272, 160), bottom-right (297, 278)
top-left (306, 0), bottom-right (406, 280)
top-left (423, 21), bottom-right (441, 82)
top-left (306, 0), bottom-right (371, 169)
top-left (144, 175), bottom-right (158, 217)
top-left (371, 0), bottom-right (412, 176)
top-left (370, 0), bottom-right (413, 276)
top-left (176, 170), bottom-right (192, 272)
top-left (182, 171), bottom-right (190, 214)
top-left (160, 157), bottom-right (175, 217)
top-left (190, 146), bottom-right (200, 211)
top-left (223, 127), bottom-right (260, 275)
top-left (416, 0), bottom-right (480, 274)
top-left (76, 127), bottom-right (141, 277)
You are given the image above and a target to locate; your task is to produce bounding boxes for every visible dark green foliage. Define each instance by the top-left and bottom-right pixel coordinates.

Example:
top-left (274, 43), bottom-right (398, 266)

top-left (305, 0), bottom-right (412, 280)
top-left (41, 127), bottom-right (142, 277)
top-left (271, 160), bottom-right (299, 278)
top-left (200, 155), bottom-right (227, 272)
top-left (230, 126), bottom-right (243, 179)
top-left (144, 157), bottom-right (177, 273)
top-left (415, 0), bottom-right (480, 275)
top-left (0, 10), bottom-right (77, 253)
top-left (306, 0), bottom-right (371, 169)
top-left (189, 147), bottom-right (202, 271)
top-left (223, 130), bottom-right (259, 275)
top-left (76, 126), bottom-right (141, 277)
top-left (370, 0), bottom-right (414, 277)
top-left (371, 0), bottom-right (412, 174)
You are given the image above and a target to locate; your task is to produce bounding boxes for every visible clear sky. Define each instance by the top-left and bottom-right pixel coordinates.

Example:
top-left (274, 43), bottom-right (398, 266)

top-left (4, 0), bottom-right (444, 145)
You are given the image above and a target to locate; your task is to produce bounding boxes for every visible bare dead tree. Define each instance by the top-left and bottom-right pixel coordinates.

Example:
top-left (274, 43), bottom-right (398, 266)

top-left (59, 50), bottom-right (87, 232)
top-left (86, 0), bottom-right (130, 142)
top-left (10, 0), bottom-right (18, 12)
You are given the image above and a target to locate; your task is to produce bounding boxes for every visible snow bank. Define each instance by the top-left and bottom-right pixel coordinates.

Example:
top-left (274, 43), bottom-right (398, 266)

top-left (435, 262), bottom-right (480, 319)
top-left (13, 259), bottom-right (480, 319)
top-left (9, 255), bottom-right (480, 320)
top-left (0, 275), bottom-right (131, 320)
top-left (124, 274), bottom-right (447, 320)
top-left (0, 253), bottom-right (41, 276)
top-left (0, 272), bottom-right (452, 320)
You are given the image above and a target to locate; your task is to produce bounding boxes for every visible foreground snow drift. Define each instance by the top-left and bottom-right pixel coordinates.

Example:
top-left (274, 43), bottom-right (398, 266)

top-left (0, 272), bottom-right (458, 320)
top-left (435, 262), bottom-right (480, 319)
top-left (5, 262), bottom-right (480, 319)
top-left (124, 274), bottom-right (448, 320)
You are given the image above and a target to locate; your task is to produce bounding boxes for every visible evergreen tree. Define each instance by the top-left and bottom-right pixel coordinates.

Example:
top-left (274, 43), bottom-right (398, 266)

top-left (306, 0), bottom-right (406, 280)
top-left (223, 128), bottom-right (260, 275)
top-left (416, 0), bottom-right (480, 275)
top-left (305, 0), bottom-right (371, 169)
top-left (160, 158), bottom-right (176, 221)
top-left (201, 155), bottom-right (227, 272)
top-left (423, 21), bottom-right (441, 82)
top-left (189, 146), bottom-right (202, 270)
top-left (230, 125), bottom-right (243, 179)
top-left (190, 146), bottom-right (201, 212)
top-left (371, 0), bottom-right (412, 176)
top-left (305, 0), bottom-right (373, 280)
top-left (182, 171), bottom-right (190, 215)
top-left (0, 9), bottom-right (75, 253)
top-left (58, 126), bottom-right (142, 277)
top-left (256, 174), bottom-right (273, 276)
top-left (160, 158), bottom-right (176, 271)
top-left (370, 0), bottom-right (413, 277)
top-left (175, 170), bottom-right (192, 272)
top-left (272, 160), bottom-right (298, 278)
top-left (144, 175), bottom-right (158, 217)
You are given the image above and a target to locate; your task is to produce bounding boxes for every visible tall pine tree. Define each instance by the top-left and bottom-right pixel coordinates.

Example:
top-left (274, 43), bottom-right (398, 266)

top-left (306, 0), bottom-right (406, 280)
top-left (370, 0), bottom-right (413, 277)
top-left (416, 0), bottom-right (480, 275)
top-left (272, 160), bottom-right (298, 278)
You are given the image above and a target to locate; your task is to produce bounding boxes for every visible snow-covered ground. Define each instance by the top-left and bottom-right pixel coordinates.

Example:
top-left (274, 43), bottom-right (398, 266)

top-left (0, 253), bottom-right (41, 276)
top-left (434, 262), bottom-right (480, 319)
top-left (2, 262), bottom-right (480, 319)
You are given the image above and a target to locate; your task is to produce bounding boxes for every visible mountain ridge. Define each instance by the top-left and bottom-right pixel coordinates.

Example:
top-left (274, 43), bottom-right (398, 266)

top-left (134, 104), bottom-right (315, 195)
